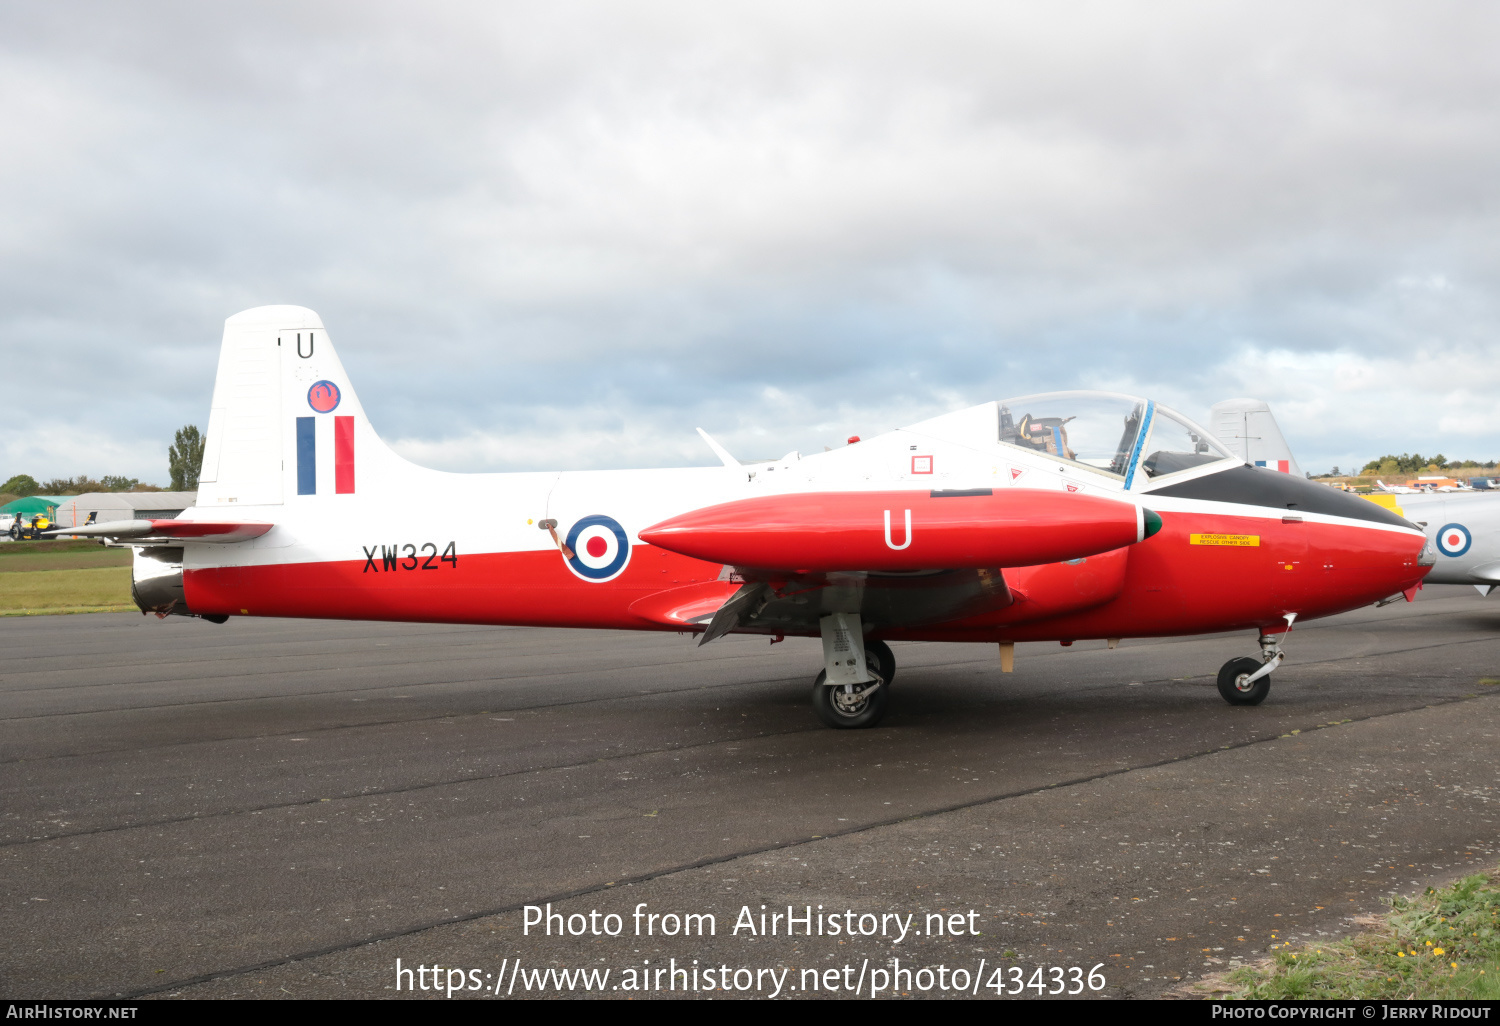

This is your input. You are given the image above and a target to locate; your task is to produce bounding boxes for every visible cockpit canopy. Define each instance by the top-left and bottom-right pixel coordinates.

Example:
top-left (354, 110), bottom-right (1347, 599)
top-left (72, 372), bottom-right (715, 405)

top-left (996, 391), bottom-right (1233, 484)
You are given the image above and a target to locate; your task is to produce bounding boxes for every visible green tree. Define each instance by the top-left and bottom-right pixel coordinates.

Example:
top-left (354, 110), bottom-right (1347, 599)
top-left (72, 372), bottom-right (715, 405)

top-left (27, 475), bottom-right (158, 495)
top-left (168, 425), bottom-right (205, 491)
top-left (0, 474), bottom-right (39, 496)
top-left (1362, 453), bottom-right (1436, 475)
top-left (41, 476), bottom-right (95, 494)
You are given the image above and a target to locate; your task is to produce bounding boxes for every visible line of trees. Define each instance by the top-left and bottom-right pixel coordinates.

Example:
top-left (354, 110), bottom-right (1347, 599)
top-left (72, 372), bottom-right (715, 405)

top-left (1, 473), bottom-right (159, 496)
top-left (1, 423), bottom-right (205, 503)
top-left (1359, 454), bottom-right (1497, 475)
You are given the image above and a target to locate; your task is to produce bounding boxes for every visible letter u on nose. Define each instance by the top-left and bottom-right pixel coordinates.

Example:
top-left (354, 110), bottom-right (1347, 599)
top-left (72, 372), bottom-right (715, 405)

top-left (884, 509), bottom-right (912, 550)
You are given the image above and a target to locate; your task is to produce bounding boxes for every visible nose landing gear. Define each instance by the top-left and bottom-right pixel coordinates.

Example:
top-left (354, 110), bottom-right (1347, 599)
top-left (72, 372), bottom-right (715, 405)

top-left (1217, 627), bottom-right (1288, 706)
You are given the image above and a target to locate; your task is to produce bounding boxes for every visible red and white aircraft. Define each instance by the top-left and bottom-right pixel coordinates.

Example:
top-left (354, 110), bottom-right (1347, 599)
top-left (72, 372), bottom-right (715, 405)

top-left (55, 306), bottom-right (1433, 727)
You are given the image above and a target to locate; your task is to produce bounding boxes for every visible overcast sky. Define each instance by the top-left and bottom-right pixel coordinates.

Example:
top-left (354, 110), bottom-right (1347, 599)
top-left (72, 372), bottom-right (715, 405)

top-left (3, 2), bottom-right (1498, 483)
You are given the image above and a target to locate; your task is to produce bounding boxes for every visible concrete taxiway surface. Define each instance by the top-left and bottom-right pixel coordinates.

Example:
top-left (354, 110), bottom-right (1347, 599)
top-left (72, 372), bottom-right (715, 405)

top-left (3, 586), bottom-right (1499, 999)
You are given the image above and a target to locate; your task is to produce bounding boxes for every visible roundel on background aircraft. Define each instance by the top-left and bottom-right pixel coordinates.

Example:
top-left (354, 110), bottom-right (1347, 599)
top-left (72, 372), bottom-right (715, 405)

top-left (1436, 523), bottom-right (1472, 558)
top-left (307, 380), bottom-right (341, 413)
top-left (565, 515), bottom-right (632, 581)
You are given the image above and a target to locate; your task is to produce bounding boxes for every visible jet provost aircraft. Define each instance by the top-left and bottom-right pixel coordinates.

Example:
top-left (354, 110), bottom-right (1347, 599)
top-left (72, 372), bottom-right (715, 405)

top-left (56, 307), bottom-right (1433, 728)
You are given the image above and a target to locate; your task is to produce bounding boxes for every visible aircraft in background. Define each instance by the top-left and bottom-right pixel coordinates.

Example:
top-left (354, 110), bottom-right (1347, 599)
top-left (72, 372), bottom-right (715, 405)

top-left (1208, 399), bottom-right (1500, 597)
top-left (52, 307), bottom-right (1429, 726)
top-left (1209, 399), bottom-right (1304, 478)
top-left (1365, 491), bottom-right (1500, 595)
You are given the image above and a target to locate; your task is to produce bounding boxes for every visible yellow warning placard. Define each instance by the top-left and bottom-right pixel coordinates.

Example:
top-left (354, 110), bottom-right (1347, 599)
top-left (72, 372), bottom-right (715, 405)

top-left (1189, 533), bottom-right (1260, 547)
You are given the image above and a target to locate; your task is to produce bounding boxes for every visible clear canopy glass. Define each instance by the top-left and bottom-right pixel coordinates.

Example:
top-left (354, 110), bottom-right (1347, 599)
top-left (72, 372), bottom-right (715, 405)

top-left (997, 392), bottom-right (1147, 476)
top-left (1139, 405), bottom-right (1233, 478)
top-left (996, 391), bottom-right (1233, 481)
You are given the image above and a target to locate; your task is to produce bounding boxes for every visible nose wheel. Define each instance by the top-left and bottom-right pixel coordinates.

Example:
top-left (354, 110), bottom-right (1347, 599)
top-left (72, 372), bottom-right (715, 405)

top-left (1217, 629), bottom-right (1286, 706)
top-left (1217, 656), bottom-right (1271, 705)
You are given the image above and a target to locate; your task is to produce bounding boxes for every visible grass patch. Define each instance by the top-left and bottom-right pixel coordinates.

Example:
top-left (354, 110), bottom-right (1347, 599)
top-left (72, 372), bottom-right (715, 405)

top-left (0, 566), bottom-right (134, 615)
top-left (0, 549), bottom-right (133, 573)
top-left (1221, 870), bottom-right (1500, 999)
top-left (0, 539), bottom-right (112, 556)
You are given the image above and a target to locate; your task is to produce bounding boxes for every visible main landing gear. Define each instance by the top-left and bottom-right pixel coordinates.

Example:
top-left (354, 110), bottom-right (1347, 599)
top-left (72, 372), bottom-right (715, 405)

top-left (1217, 628), bottom-right (1288, 706)
top-left (811, 612), bottom-right (895, 729)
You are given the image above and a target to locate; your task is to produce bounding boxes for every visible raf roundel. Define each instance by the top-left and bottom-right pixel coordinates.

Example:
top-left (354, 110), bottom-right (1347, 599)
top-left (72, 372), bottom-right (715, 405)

top-left (307, 380), bottom-right (341, 414)
top-left (1436, 522), bottom-right (1472, 558)
top-left (565, 514), bottom-right (632, 582)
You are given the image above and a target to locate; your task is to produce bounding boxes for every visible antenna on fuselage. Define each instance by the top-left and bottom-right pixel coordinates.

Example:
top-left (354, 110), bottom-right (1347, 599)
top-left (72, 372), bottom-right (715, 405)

top-left (696, 428), bottom-right (742, 468)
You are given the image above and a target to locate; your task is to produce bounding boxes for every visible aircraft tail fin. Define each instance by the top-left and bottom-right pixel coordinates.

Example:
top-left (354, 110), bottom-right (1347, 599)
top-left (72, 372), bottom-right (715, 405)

top-left (1209, 398), bottom-right (1304, 477)
top-left (196, 306), bottom-right (400, 509)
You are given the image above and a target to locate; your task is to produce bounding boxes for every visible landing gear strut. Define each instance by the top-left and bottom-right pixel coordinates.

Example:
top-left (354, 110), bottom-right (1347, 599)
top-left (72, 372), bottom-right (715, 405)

top-left (811, 614), bottom-right (894, 729)
top-left (1216, 630), bottom-right (1285, 706)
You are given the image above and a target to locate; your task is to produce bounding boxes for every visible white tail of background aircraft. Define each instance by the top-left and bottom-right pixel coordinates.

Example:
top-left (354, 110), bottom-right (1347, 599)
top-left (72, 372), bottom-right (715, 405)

top-left (1209, 399), bottom-right (1303, 478)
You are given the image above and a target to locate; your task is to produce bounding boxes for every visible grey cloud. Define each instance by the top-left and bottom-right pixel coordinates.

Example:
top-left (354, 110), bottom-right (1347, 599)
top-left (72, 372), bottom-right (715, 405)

top-left (2, 1), bottom-right (1499, 482)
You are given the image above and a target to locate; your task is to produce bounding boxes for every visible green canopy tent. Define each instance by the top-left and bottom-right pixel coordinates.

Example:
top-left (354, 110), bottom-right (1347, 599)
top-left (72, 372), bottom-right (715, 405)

top-left (1, 496), bottom-right (72, 518)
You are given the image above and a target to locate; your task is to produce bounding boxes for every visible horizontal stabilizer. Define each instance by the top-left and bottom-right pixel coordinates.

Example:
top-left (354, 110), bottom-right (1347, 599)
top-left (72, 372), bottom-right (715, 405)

top-left (1466, 560), bottom-right (1500, 584)
top-left (46, 520), bottom-right (272, 544)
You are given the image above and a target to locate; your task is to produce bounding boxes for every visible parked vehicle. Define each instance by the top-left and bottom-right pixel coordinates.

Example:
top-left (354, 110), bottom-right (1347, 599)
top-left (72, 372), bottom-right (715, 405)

top-left (8, 514), bottom-right (53, 541)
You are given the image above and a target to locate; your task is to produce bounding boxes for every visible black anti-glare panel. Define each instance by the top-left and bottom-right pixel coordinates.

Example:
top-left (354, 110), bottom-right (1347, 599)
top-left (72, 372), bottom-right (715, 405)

top-left (1147, 464), bottom-right (1413, 528)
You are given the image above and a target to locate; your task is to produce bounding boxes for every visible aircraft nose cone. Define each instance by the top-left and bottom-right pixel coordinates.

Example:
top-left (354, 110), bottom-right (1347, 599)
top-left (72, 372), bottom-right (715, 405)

top-left (1143, 508), bottom-right (1164, 539)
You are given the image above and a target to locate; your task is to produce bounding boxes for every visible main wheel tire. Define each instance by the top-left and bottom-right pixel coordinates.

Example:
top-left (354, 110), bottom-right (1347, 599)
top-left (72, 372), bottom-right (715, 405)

top-left (1217, 656), bottom-right (1271, 706)
top-left (865, 639), bottom-right (896, 687)
top-left (811, 642), bottom-right (892, 729)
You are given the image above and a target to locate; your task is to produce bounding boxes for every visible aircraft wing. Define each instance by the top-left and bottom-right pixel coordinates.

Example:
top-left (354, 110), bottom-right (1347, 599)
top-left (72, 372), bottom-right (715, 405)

top-left (44, 519), bottom-right (272, 545)
top-left (628, 567), bottom-right (1017, 641)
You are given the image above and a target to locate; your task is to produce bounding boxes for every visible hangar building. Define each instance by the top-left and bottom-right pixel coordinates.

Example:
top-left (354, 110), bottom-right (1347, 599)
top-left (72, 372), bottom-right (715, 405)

top-left (51, 492), bottom-right (198, 528)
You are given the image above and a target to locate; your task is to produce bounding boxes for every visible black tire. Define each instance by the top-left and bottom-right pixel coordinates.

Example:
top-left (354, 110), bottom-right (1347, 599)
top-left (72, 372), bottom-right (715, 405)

top-left (811, 642), bottom-right (892, 728)
top-left (865, 639), bottom-right (896, 687)
top-left (1217, 656), bottom-right (1271, 706)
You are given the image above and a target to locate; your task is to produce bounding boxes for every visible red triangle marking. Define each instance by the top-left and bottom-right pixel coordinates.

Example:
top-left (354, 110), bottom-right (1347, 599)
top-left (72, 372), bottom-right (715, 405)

top-left (1010, 467), bottom-right (1023, 480)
